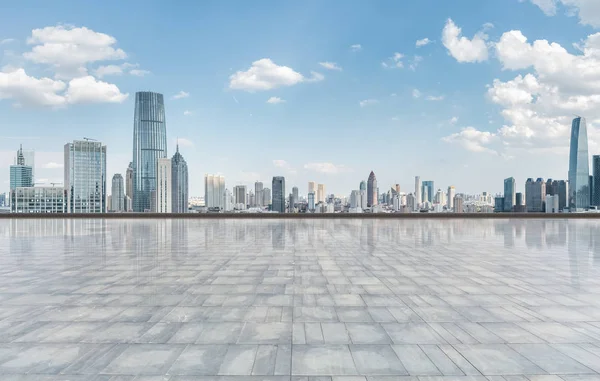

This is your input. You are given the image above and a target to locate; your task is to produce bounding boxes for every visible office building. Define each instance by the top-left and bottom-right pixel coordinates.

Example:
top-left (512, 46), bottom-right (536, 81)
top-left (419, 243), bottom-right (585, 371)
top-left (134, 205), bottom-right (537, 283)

top-left (272, 176), bottom-right (285, 213)
top-left (111, 174), bottom-right (125, 212)
top-left (415, 176), bottom-right (422, 205)
top-left (546, 194), bottom-right (559, 213)
top-left (350, 190), bottom-right (360, 208)
top-left (525, 178), bottom-right (546, 212)
top-left (504, 177), bottom-right (516, 212)
top-left (205, 175), bottom-right (225, 209)
top-left (367, 171), bottom-right (377, 207)
top-left (406, 193), bottom-right (416, 211)
top-left (568, 116), bottom-right (590, 211)
top-left (494, 197), bottom-right (504, 212)
top-left (155, 158), bottom-right (171, 213)
top-left (593, 156), bottom-right (600, 206)
top-left (308, 192), bottom-right (315, 211)
top-left (435, 189), bottom-right (445, 205)
top-left (125, 162), bottom-right (133, 210)
top-left (422, 181), bottom-right (434, 204)
top-left (516, 192), bottom-right (523, 206)
top-left (64, 139), bottom-right (106, 213)
top-left (10, 186), bottom-right (65, 213)
top-left (133, 92), bottom-right (168, 212)
top-left (317, 184), bottom-right (325, 203)
top-left (234, 185), bottom-right (247, 209)
top-left (262, 187), bottom-right (271, 206)
top-left (453, 195), bottom-right (464, 213)
top-left (171, 145), bottom-right (188, 213)
top-left (292, 186), bottom-right (298, 207)
top-left (224, 189), bottom-right (233, 211)
top-left (308, 181), bottom-right (316, 195)
top-left (447, 186), bottom-right (455, 209)
top-left (10, 145), bottom-right (33, 190)
top-left (255, 182), bottom-right (263, 207)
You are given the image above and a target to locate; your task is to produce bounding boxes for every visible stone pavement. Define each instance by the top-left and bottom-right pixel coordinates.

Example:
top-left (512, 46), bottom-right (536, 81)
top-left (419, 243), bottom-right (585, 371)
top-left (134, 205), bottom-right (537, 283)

top-left (0, 218), bottom-right (599, 380)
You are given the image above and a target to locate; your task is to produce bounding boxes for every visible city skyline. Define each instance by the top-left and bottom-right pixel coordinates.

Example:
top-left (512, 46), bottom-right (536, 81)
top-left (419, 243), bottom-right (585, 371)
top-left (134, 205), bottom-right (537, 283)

top-left (2, 1), bottom-right (600, 195)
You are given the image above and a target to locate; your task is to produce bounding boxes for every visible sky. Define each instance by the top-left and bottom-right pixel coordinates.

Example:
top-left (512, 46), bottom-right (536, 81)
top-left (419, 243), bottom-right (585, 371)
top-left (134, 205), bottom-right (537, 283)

top-left (2, 0), bottom-right (600, 197)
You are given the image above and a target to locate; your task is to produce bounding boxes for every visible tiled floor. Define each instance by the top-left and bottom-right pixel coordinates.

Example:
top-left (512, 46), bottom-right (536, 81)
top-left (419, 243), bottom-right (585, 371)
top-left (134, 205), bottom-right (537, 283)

top-left (0, 218), bottom-right (600, 380)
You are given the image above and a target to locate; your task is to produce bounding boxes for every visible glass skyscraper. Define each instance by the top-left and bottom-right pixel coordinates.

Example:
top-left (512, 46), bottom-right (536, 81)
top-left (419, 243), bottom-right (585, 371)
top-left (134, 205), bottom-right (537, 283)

top-left (421, 180), bottom-right (434, 204)
top-left (503, 177), bottom-right (515, 212)
top-left (133, 92), bottom-right (167, 212)
top-left (272, 176), bottom-right (285, 213)
top-left (171, 144), bottom-right (189, 213)
top-left (64, 140), bottom-right (107, 213)
top-left (10, 145), bottom-right (33, 190)
top-left (568, 116), bottom-right (590, 211)
top-left (111, 174), bottom-right (125, 212)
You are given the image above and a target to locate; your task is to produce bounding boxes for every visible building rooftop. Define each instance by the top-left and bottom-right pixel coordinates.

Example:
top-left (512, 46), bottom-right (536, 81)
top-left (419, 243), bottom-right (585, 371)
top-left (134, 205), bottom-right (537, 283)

top-left (0, 218), bottom-right (600, 379)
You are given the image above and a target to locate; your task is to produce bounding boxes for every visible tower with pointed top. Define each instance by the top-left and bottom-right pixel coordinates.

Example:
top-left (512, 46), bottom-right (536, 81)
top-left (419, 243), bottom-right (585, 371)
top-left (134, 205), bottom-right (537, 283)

top-left (10, 145), bottom-right (33, 190)
top-left (171, 143), bottom-right (189, 213)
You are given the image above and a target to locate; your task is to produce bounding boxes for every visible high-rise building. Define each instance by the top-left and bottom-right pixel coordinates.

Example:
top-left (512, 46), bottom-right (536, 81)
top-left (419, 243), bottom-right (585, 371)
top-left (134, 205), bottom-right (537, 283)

top-left (155, 158), bottom-right (172, 213)
top-left (224, 189), bottom-right (233, 211)
top-left (546, 194), bottom-right (559, 213)
top-left (262, 187), bottom-right (271, 206)
top-left (11, 186), bottom-right (65, 213)
top-left (234, 185), bottom-right (247, 209)
top-left (359, 181), bottom-right (366, 191)
top-left (133, 92), bottom-right (168, 212)
top-left (317, 184), bottom-right (325, 203)
top-left (171, 144), bottom-right (188, 213)
top-left (590, 175), bottom-right (595, 207)
top-left (525, 178), bottom-right (546, 212)
top-left (422, 181), bottom-right (434, 204)
top-left (415, 176), bottom-right (422, 205)
top-left (395, 184), bottom-right (400, 194)
top-left (125, 162), bottom-right (133, 210)
top-left (292, 186), bottom-right (299, 206)
top-left (64, 140), bottom-right (106, 213)
top-left (111, 174), bottom-right (125, 212)
top-left (503, 177), bottom-right (516, 212)
top-left (407, 193), bottom-right (416, 211)
top-left (205, 175), bottom-right (225, 209)
top-left (350, 190), bottom-right (361, 208)
top-left (568, 116), bottom-right (590, 211)
top-left (308, 192), bottom-right (315, 211)
top-left (255, 182), bottom-right (263, 207)
top-left (15, 147), bottom-right (35, 183)
top-left (367, 171), bottom-right (377, 207)
top-left (308, 181), bottom-right (316, 196)
top-left (10, 145), bottom-right (33, 190)
top-left (593, 156), bottom-right (600, 206)
top-left (453, 195), bottom-right (464, 213)
top-left (447, 186), bottom-right (455, 209)
top-left (272, 177), bottom-right (285, 213)
top-left (516, 192), bottom-right (524, 206)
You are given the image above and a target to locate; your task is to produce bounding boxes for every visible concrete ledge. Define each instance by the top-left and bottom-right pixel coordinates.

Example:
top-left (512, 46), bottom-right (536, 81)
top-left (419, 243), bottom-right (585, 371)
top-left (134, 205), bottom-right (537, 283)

top-left (0, 213), bottom-right (599, 219)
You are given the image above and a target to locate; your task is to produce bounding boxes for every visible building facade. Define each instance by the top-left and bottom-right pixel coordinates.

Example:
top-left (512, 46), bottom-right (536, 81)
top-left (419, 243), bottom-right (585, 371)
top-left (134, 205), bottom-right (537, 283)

top-left (367, 171), bottom-right (377, 207)
top-left (453, 195), bottom-right (464, 213)
top-left (272, 176), bottom-right (285, 213)
top-left (10, 145), bottom-right (33, 190)
top-left (205, 174), bottom-right (225, 209)
top-left (133, 92), bottom-right (168, 212)
top-left (421, 181), bottom-right (434, 204)
top-left (64, 140), bottom-right (106, 213)
top-left (568, 116), bottom-right (590, 211)
top-left (234, 185), bottom-right (247, 209)
top-left (10, 186), bottom-right (66, 213)
top-left (503, 177), bottom-right (516, 212)
top-left (155, 158), bottom-right (172, 213)
top-left (308, 192), bottom-right (315, 211)
top-left (525, 178), bottom-right (546, 212)
top-left (111, 174), bottom-right (125, 212)
top-left (546, 194), bottom-right (559, 213)
top-left (317, 184), bottom-right (325, 203)
top-left (171, 145), bottom-right (188, 213)
top-left (262, 187), bottom-right (271, 206)
top-left (447, 186), bottom-right (455, 209)
top-left (255, 182), bottom-right (263, 207)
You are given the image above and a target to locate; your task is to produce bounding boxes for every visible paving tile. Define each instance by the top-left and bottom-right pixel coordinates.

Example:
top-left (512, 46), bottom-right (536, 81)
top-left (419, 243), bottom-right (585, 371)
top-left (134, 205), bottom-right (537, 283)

top-left (452, 344), bottom-right (544, 375)
top-left (349, 345), bottom-right (408, 375)
top-left (292, 345), bottom-right (358, 375)
top-left (102, 344), bottom-right (185, 375)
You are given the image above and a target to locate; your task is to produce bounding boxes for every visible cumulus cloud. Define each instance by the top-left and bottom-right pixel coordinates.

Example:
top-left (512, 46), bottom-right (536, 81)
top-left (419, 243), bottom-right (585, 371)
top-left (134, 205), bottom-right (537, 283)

top-left (65, 76), bottom-right (128, 104)
top-left (442, 19), bottom-right (489, 63)
top-left (267, 96), bottom-right (285, 104)
top-left (450, 116), bottom-right (459, 124)
top-left (94, 64), bottom-right (123, 78)
top-left (172, 90), bottom-right (189, 100)
top-left (129, 69), bottom-right (150, 77)
top-left (303, 162), bottom-right (352, 174)
top-left (526, 0), bottom-right (600, 27)
top-left (350, 44), bottom-right (362, 52)
top-left (359, 99), bottom-right (378, 107)
top-left (229, 58), bottom-right (323, 91)
top-left (0, 68), bottom-right (67, 107)
top-left (523, 0), bottom-right (558, 15)
top-left (0, 38), bottom-right (15, 45)
top-left (416, 38), bottom-right (432, 47)
top-left (442, 127), bottom-right (498, 154)
top-left (319, 62), bottom-right (342, 71)
top-left (381, 52), bottom-right (404, 69)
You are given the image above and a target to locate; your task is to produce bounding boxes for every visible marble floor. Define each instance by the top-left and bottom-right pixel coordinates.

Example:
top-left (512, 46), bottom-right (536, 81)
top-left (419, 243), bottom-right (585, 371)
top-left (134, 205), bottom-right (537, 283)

top-left (0, 218), bottom-right (600, 380)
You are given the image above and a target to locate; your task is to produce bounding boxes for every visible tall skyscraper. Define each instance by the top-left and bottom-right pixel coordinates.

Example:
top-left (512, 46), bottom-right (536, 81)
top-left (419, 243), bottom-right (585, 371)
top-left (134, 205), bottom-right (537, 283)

top-left (255, 181), bottom-right (264, 207)
top-left (64, 139), bottom-right (107, 213)
top-left (421, 181), bottom-right (434, 204)
top-left (525, 178), bottom-right (546, 212)
top-left (308, 192), bottom-right (315, 211)
top-left (205, 175), bottom-right (225, 209)
top-left (111, 174), bottom-right (125, 212)
top-left (415, 176), bottom-right (422, 205)
top-left (350, 190), bottom-right (360, 208)
top-left (234, 185), bottom-right (247, 209)
top-left (308, 181), bottom-right (316, 196)
top-left (133, 91), bottom-right (168, 212)
top-left (17, 147), bottom-right (35, 183)
top-left (367, 171), bottom-right (377, 207)
top-left (155, 158), bottom-right (172, 213)
top-left (272, 176), bottom-right (285, 213)
top-left (263, 187), bottom-right (271, 206)
top-left (317, 184), bottom-right (325, 203)
top-left (10, 145), bottom-right (33, 190)
top-left (568, 116), bottom-right (590, 211)
top-left (292, 186), bottom-right (299, 206)
top-left (593, 155), bottom-right (600, 206)
top-left (503, 177), bottom-right (516, 212)
top-left (171, 144), bottom-right (188, 213)
top-left (447, 186), bottom-right (455, 209)
top-left (125, 162), bottom-right (133, 206)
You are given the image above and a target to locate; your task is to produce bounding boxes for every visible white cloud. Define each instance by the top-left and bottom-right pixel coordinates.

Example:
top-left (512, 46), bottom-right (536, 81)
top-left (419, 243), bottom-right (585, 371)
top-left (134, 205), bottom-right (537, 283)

top-left (0, 38), bottom-right (15, 45)
top-left (442, 19), bottom-right (489, 63)
top-left (427, 95), bottom-right (445, 101)
top-left (24, 25), bottom-right (127, 79)
top-left (350, 44), bottom-right (362, 52)
top-left (450, 116), bottom-right (459, 124)
top-left (409, 56), bottom-right (424, 71)
top-left (129, 69), bottom-right (150, 77)
top-left (272, 159), bottom-right (297, 174)
top-left (175, 138), bottom-right (194, 147)
top-left (319, 62), bottom-right (342, 71)
top-left (523, 0), bottom-right (558, 15)
top-left (267, 96), bottom-right (285, 104)
top-left (94, 64), bottom-right (123, 78)
top-left (382, 52), bottom-right (404, 69)
top-left (527, 0), bottom-right (600, 27)
top-left (230, 58), bottom-right (323, 91)
top-left (65, 76), bottom-right (128, 104)
top-left (303, 162), bottom-right (352, 174)
top-left (416, 38), bottom-right (432, 47)
top-left (43, 162), bottom-right (63, 169)
top-left (172, 90), bottom-right (189, 100)
top-left (412, 89), bottom-right (421, 98)
top-left (183, 110), bottom-right (192, 116)
top-left (0, 68), bottom-right (67, 107)
top-left (359, 99), bottom-right (378, 107)
top-left (442, 127), bottom-right (498, 154)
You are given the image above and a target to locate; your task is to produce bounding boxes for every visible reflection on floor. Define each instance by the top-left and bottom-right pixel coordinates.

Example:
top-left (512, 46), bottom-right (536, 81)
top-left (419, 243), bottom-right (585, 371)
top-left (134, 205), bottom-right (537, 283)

top-left (1, 218), bottom-right (600, 379)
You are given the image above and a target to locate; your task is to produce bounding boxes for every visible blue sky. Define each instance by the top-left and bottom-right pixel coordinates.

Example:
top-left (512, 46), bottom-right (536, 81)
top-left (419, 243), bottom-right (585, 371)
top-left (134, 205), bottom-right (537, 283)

top-left (1, 0), bottom-right (600, 196)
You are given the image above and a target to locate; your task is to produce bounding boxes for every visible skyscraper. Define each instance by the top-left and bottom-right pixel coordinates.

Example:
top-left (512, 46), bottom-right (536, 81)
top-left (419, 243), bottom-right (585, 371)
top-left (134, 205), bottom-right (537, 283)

top-left (263, 187), bottom-right (271, 206)
top-left (359, 181), bottom-right (366, 191)
top-left (234, 185), bottom-right (247, 209)
top-left (64, 139), bottom-right (107, 213)
top-left (422, 181), bottom-right (434, 204)
top-left (317, 184), bottom-right (325, 203)
top-left (10, 145), bottom-right (33, 190)
top-left (308, 181), bottom-right (316, 196)
top-left (155, 158), bottom-right (172, 213)
top-left (205, 175), bottom-right (225, 209)
top-left (125, 162), bottom-right (133, 208)
top-left (367, 171), bottom-right (377, 207)
top-left (593, 156), bottom-right (600, 206)
top-left (415, 176), bottom-right (422, 205)
top-left (447, 186), bottom-right (455, 209)
top-left (255, 181), bottom-right (263, 207)
top-left (503, 177), bottom-right (516, 212)
top-left (171, 144), bottom-right (188, 213)
top-left (133, 92), bottom-right (168, 212)
top-left (568, 116), bottom-right (590, 211)
top-left (111, 174), bottom-right (125, 212)
top-left (525, 178), bottom-right (546, 212)
top-left (292, 186), bottom-right (299, 206)
top-left (272, 176), bottom-right (285, 213)
top-left (308, 192), bottom-right (315, 211)
top-left (18, 147), bottom-right (35, 183)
